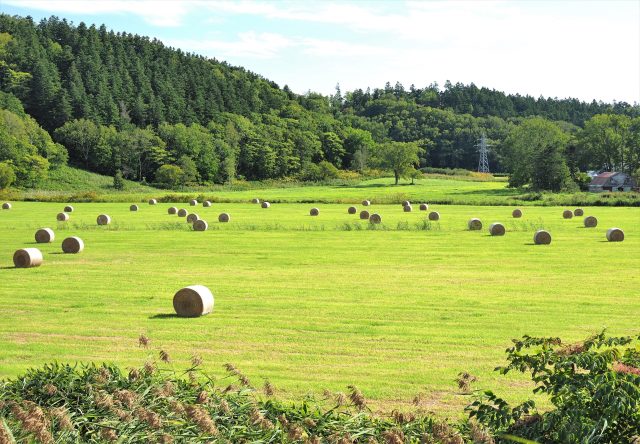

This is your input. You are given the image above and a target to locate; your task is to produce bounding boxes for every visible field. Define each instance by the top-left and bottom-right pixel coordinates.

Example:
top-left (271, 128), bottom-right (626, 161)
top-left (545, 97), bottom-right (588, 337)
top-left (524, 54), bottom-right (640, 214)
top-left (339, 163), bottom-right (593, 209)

top-left (1, 186), bottom-right (639, 416)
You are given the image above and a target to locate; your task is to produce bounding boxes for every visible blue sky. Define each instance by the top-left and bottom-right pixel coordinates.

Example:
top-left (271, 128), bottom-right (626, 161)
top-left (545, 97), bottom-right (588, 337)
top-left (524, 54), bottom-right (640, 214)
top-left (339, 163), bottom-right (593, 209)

top-left (2, 1), bottom-right (639, 103)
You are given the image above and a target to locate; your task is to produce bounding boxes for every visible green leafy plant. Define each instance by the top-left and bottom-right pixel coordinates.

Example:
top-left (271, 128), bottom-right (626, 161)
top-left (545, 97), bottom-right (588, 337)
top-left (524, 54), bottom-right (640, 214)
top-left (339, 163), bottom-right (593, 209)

top-left (467, 330), bottom-right (640, 443)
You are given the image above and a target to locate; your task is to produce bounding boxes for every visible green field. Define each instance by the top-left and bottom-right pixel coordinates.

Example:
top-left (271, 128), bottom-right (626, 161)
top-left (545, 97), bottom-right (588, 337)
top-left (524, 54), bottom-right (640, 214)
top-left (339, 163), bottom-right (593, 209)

top-left (1, 195), bottom-right (638, 415)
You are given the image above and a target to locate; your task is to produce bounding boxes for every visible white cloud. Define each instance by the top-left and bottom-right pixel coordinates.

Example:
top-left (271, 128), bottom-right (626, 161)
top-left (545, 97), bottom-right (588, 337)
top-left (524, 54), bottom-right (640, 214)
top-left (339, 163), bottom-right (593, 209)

top-left (167, 32), bottom-right (294, 59)
top-left (3, 0), bottom-right (191, 27)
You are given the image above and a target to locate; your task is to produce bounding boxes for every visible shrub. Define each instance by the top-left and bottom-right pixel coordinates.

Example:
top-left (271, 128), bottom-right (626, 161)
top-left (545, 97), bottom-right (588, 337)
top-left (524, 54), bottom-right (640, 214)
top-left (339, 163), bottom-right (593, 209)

top-left (113, 170), bottom-right (124, 190)
top-left (0, 161), bottom-right (16, 189)
top-left (155, 164), bottom-right (184, 189)
top-left (467, 330), bottom-right (640, 443)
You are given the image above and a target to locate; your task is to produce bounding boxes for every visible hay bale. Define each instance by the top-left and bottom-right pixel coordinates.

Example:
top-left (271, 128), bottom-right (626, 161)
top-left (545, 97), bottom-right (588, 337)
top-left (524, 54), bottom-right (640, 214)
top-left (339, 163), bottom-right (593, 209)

top-left (512, 209), bottom-right (522, 218)
top-left (310, 207), bottom-right (320, 216)
top-left (64, 205), bottom-right (74, 212)
top-left (489, 223), bottom-right (505, 236)
top-left (13, 248), bottom-right (43, 268)
top-left (402, 200), bottom-right (411, 207)
top-left (403, 204), bottom-right (412, 212)
top-left (177, 209), bottom-right (188, 217)
top-left (35, 228), bottom-right (55, 243)
top-left (533, 230), bottom-right (552, 245)
top-left (261, 202), bottom-right (270, 208)
top-left (428, 211), bottom-right (440, 221)
top-left (148, 199), bottom-right (157, 205)
top-left (130, 204), bottom-right (139, 211)
top-left (467, 218), bottom-right (482, 230)
top-left (62, 236), bottom-right (84, 254)
top-left (189, 199), bottom-right (198, 206)
top-left (218, 212), bottom-right (230, 223)
top-left (574, 208), bottom-right (584, 216)
top-left (168, 206), bottom-right (177, 215)
top-left (203, 200), bottom-right (212, 207)
top-left (362, 200), bottom-right (370, 206)
top-left (173, 285), bottom-right (214, 317)
top-left (56, 212), bottom-right (69, 222)
top-left (606, 227), bottom-right (624, 242)
top-left (419, 203), bottom-right (428, 211)
top-left (348, 206), bottom-right (357, 214)
top-left (252, 198), bottom-right (260, 204)
top-left (2, 202), bottom-right (11, 210)
top-left (583, 216), bottom-right (598, 228)
top-left (187, 213), bottom-right (199, 223)
top-left (359, 210), bottom-right (370, 220)
top-left (562, 210), bottom-right (573, 219)
top-left (193, 219), bottom-right (208, 231)
top-left (369, 213), bottom-right (382, 224)
top-left (97, 214), bottom-right (111, 225)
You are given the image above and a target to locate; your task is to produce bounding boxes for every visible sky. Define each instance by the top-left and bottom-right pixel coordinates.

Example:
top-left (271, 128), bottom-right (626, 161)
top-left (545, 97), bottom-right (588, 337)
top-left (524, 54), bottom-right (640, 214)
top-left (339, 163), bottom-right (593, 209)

top-left (2, 0), bottom-right (639, 104)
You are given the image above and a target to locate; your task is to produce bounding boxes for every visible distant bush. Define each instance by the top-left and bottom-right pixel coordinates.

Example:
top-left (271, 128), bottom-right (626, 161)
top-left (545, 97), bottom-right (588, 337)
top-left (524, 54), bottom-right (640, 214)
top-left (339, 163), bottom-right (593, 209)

top-left (421, 166), bottom-right (473, 176)
top-left (0, 161), bottom-right (16, 189)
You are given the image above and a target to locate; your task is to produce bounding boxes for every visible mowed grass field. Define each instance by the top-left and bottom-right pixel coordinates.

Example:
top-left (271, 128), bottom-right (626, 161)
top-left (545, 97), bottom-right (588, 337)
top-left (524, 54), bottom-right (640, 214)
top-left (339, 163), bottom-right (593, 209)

top-left (0, 198), bottom-right (638, 414)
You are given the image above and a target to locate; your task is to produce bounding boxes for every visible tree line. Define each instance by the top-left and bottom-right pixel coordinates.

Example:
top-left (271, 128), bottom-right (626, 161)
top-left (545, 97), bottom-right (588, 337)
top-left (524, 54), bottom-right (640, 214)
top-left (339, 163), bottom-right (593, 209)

top-left (0, 13), bottom-right (638, 191)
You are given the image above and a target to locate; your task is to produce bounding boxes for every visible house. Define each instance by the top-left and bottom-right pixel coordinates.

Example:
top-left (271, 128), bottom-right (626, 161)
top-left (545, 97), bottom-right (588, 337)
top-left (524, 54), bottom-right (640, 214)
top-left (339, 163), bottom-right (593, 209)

top-left (589, 172), bottom-right (636, 192)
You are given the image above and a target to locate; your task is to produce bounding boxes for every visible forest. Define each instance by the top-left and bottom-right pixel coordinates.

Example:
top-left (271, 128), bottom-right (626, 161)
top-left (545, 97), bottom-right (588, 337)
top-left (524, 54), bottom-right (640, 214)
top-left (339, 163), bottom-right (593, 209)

top-left (1, 14), bottom-right (639, 191)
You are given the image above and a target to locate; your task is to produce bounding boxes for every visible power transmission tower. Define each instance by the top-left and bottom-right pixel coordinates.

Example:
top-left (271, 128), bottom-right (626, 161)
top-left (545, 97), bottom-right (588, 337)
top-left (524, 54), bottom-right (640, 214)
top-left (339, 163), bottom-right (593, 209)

top-left (476, 133), bottom-right (490, 173)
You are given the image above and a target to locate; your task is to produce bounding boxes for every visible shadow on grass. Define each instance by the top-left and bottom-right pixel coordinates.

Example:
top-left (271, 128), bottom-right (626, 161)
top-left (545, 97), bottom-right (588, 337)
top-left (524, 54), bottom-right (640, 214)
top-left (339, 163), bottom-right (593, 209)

top-left (149, 313), bottom-right (179, 319)
top-left (0, 266), bottom-right (16, 269)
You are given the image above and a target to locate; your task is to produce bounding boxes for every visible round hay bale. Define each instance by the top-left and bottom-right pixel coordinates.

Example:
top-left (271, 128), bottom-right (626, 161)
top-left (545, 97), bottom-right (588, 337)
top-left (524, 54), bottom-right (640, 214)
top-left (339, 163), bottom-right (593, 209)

top-left (148, 199), bottom-right (157, 205)
top-left (489, 223), bottom-right (506, 236)
top-left (359, 210), bottom-right (370, 220)
top-left (97, 214), bottom-right (111, 225)
top-left (203, 200), bottom-right (211, 207)
top-left (130, 204), bottom-right (139, 212)
top-left (252, 198), bottom-right (260, 204)
top-left (177, 209), bottom-right (188, 217)
top-left (64, 205), bottom-right (74, 212)
top-left (62, 236), bottom-right (84, 254)
top-left (193, 219), bottom-right (208, 231)
top-left (533, 230), bottom-right (552, 245)
top-left (56, 212), bottom-right (69, 222)
top-left (402, 200), bottom-right (411, 207)
top-left (362, 200), bottom-right (370, 206)
top-left (583, 216), bottom-right (598, 228)
top-left (419, 203), bottom-right (428, 211)
top-left (428, 211), bottom-right (440, 221)
top-left (562, 210), bottom-right (573, 219)
top-left (310, 207), bottom-right (320, 216)
top-left (403, 204), bottom-right (412, 212)
top-left (348, 206), bottom-right (357, 214)
top-left (168, 206), bottom-right (178, 215)
top-left (512, 209), bottom-right (522, 218)
top-left (13, 248), bottom-right (43, 268)
top-left (261, 202), bottom-right (270, 208)
top-left (574, 208), bottom-right (584, 216)
top-left (606, 227), bottom-right (624, 242)
top-left (369, 213), bottom-right (382, 224)
top-left (218, 213), bottom-right (230, 223)
top-left (187, 213), bottom-right (199, 223)
top-left (35, 228), bottom-right (55, 243)
top-left (189, 199), bottom-right (198, 206)
top-left (173, 285), bottom-right (214, 317)
top-left (467, 218), bottom-right (482, 230)
top-left (2, 202), bottom-right (11, 210)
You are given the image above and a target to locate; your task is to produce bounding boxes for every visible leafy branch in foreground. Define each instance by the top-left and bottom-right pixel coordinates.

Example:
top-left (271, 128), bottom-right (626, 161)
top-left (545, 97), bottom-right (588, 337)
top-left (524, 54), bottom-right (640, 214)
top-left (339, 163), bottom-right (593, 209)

top-left (466, 330), bottom-right (640, 443)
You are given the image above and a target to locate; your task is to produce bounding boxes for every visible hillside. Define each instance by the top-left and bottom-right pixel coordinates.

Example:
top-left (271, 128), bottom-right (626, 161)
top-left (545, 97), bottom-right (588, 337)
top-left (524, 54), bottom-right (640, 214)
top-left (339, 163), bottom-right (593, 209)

top-left (0, 13), bottom-right (638, 192)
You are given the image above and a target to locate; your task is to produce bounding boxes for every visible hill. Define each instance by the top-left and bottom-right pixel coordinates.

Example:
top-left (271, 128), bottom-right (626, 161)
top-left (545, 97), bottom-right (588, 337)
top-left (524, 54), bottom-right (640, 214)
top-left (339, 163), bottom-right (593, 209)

top-left (0, 13), bottom-right (638, 191)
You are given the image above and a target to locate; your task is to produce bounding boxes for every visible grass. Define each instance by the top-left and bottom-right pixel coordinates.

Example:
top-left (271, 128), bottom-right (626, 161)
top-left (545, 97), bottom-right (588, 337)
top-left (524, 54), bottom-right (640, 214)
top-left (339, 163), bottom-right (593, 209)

top-left (2, 165), bottom-right (638, 206)
top-left (1, 200), bottom-right (638, 417)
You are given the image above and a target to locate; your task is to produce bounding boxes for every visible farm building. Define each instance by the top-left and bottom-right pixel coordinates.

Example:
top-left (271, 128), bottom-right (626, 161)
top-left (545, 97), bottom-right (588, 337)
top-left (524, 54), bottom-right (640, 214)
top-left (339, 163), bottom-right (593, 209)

top-left (589, 172), bottom-right (636, 192)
